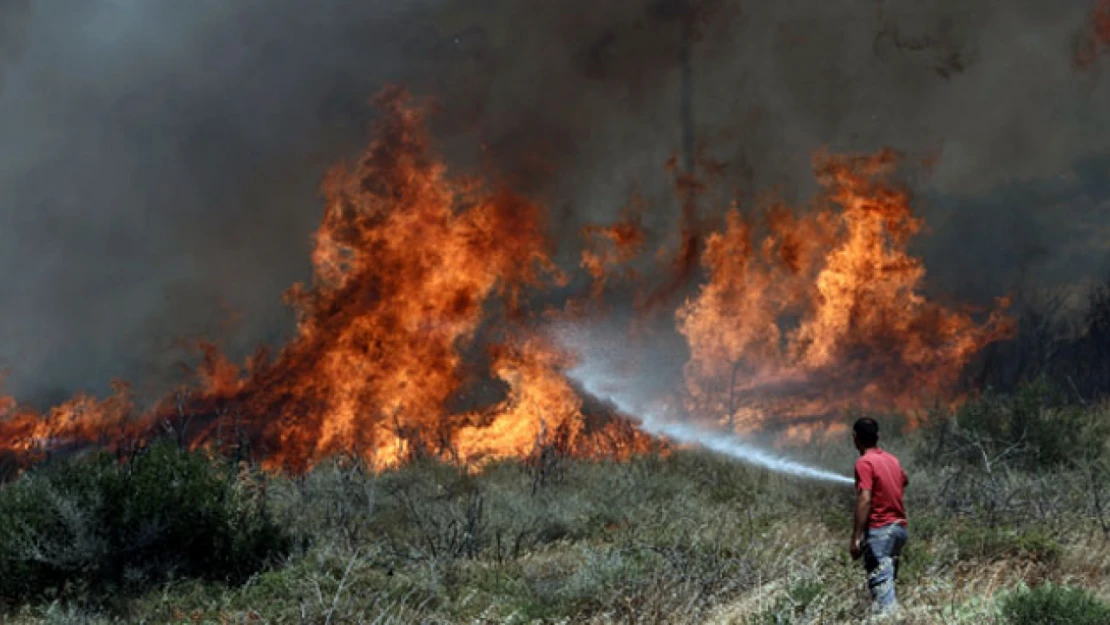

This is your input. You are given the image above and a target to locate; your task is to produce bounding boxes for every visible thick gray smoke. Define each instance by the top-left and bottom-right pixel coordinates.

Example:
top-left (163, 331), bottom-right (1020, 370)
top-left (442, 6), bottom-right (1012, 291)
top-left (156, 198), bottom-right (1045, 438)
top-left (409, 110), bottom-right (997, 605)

top-left (1, 0), bottom-right (1108, 402)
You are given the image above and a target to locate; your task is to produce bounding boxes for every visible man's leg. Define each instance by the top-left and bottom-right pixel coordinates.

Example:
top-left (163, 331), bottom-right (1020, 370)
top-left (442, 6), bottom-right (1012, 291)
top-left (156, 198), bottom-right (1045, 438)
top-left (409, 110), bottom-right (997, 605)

top-left (863, 524), bottom-right (900, 613)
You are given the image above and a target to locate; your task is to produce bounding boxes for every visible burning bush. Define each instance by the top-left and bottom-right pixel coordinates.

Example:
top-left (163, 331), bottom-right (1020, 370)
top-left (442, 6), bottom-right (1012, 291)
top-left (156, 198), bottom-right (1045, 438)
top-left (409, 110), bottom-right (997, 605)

top-left (0, 442), bottom-right (290, 605)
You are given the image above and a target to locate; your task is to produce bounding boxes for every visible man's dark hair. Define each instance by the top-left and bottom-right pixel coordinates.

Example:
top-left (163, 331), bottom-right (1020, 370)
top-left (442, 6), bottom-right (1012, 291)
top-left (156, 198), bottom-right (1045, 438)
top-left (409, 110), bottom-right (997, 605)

top-left (853, 418), bottom-right (879, 448)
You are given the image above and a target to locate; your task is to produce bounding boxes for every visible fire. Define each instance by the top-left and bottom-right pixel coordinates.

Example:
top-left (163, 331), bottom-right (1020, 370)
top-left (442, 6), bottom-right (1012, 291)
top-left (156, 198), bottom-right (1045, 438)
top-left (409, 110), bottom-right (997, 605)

top-left (455, 336), bottom-right (583, 465)
top-left (678, 150), bottom-right (1013, 437)
top-left (580, 203), bottom-right (647, 303)
top-left (0, 91), bottom-right (1014, 473)
top-left (0, 380), bottom-right (137, 458)
top-left (181, 88), bottom-right (571, 471)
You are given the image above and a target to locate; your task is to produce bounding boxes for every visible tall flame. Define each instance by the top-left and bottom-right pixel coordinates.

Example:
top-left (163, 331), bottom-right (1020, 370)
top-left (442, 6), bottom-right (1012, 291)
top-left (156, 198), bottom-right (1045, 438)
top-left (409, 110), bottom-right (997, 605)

top-left (188, 88), bottom-right (565, 471)
top-left (0, 92), bottom-right (1014, 472)
top-left (678, 150), bottom-right (1013, 436)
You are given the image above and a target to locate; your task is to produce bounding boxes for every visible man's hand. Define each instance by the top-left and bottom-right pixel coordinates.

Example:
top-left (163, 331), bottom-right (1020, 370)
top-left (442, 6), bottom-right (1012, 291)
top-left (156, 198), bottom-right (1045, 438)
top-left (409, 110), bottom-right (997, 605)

top-left (850, 535), bottom-right (863, 560)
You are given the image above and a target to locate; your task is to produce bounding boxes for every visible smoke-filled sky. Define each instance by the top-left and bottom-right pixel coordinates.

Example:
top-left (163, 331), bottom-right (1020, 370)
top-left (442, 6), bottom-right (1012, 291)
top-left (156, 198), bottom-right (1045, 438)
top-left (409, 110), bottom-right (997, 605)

top-left (1, 0), bottom-right (1108, 402)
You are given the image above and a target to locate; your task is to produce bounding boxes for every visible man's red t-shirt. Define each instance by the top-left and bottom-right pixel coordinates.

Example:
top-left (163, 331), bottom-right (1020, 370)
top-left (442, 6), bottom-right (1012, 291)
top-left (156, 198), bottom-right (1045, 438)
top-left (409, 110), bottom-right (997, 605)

top-left (854, 447), bottom-right (908, 529)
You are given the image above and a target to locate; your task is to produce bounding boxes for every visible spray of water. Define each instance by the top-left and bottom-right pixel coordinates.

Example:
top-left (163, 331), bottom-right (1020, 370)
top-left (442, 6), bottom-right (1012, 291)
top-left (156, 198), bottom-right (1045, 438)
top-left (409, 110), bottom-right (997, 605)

top-left (555, 324), bottom-right (854, 486)
top-left (643, 420), bottom-right (854, 485)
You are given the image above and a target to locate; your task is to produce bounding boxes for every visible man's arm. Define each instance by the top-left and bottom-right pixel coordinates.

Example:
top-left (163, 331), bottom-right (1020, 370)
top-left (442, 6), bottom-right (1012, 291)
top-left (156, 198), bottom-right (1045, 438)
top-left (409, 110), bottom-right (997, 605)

top-left (850, 488), bottom-right (872, 560)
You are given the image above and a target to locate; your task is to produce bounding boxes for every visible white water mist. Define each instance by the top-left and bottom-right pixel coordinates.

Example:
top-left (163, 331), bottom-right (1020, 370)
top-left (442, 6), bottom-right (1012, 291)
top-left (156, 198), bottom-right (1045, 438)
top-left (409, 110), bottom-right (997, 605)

top-left (632, 415), bottom-right (853, 485)
top-left (555, 324), bottom-right (854, 486)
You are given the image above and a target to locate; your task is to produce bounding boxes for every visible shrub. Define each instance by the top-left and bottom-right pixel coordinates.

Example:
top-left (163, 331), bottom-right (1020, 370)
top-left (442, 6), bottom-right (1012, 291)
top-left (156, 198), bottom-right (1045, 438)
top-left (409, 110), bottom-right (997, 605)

top-left (0, 442), bottom-right (291, 605)
top-left (924, 381), bottom-right (1110, 471)
top-left (1000, 583), bottom-right (1110, 625)
top-left (953, 525), bottom-right (1061, 564)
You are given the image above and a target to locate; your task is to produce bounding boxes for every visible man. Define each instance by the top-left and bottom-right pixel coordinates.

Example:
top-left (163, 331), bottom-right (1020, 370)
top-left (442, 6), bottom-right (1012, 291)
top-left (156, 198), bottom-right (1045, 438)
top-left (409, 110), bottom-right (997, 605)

top-left (850, 417), bottom-right (909, 615)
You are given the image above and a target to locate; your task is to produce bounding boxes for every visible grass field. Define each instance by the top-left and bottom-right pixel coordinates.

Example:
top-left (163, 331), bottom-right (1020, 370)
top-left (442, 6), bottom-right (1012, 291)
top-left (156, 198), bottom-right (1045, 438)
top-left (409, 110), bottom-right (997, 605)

top-left (2, 384), bottom-right (1109, 624)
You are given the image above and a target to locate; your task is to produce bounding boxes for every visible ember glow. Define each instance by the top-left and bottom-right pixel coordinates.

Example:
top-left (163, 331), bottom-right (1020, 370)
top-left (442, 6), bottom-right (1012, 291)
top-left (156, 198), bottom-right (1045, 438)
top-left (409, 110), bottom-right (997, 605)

top-left (0, 90), bottom-right (1013, 473)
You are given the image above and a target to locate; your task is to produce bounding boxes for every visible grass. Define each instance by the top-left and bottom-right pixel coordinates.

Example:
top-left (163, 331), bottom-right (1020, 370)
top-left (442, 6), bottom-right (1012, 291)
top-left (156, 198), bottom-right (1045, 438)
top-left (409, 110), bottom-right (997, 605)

top-left (1, 391), bottom-right (1109, 623)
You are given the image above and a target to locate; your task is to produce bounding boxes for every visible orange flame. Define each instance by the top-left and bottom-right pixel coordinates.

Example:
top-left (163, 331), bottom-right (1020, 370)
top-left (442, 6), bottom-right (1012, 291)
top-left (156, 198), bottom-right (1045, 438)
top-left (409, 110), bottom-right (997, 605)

top-left (0, 380), bottom-right (137, 460)
top-left (191, 88), bottom-right (572, 471)
top-left (455, 336), bottom-right (583, 465)
top-left (580, 201), bottom-right (647, 304)
top-left (678, 150), bottom-right (1013, 437)
top-left (0, 93), bottom-right (1013, 472)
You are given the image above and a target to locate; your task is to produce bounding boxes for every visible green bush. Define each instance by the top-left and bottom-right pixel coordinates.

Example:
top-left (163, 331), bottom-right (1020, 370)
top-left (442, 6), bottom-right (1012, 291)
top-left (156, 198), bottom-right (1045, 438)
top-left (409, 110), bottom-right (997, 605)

top-left (953, 525), bottom-right (1061, 564)
top-left (0, 443), bottom-right (291, 605)
top-left (925, 381), bottom-right (1110, 471)
top-left (1000, 583), bottom-right (1110, 625)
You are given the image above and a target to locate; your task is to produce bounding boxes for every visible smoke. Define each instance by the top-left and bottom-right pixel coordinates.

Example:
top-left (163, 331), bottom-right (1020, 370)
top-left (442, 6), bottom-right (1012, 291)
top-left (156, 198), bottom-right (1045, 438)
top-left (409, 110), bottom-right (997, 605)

top-left (0, 0), bottom-right (443, 401)
top-left (1, 0), bottom-right (1109, 401)
top-left (554, 321), bottom-right (853, 485)
top-left (0, 1), bottom-right (29, 75)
